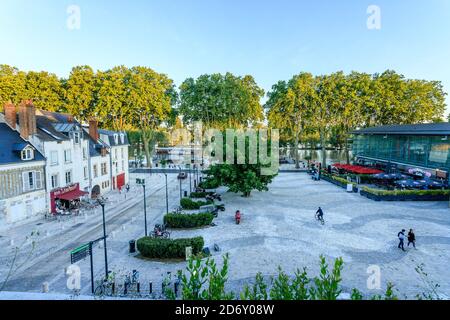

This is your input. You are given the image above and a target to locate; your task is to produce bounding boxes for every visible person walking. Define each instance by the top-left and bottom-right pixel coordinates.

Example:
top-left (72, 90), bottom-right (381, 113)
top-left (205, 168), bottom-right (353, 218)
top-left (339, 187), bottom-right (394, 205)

top-left (407, 229), bottom-right (416, 249)
top-left (397, 229), bottom-right (406, 252)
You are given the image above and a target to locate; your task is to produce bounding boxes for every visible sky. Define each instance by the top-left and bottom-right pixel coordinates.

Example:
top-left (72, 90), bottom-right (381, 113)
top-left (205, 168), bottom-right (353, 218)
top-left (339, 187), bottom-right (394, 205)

top-left (1, 0), bottom-right (449, 113)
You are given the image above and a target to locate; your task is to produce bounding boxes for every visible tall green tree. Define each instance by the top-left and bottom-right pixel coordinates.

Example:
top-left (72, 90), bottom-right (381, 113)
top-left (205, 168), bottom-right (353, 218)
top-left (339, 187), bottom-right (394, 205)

top-left (0, 65), bottom-right (26, 111)
top-left (267, 73), bottom-right (316, 168)
top-left (128, 66), bottom-right (175, 167)
top-left (179, 72), bottom-right (264, 129)
top-left (63, 65), bottom-right (97, 122)
top-left (24, 71), bottom-right (65, 111)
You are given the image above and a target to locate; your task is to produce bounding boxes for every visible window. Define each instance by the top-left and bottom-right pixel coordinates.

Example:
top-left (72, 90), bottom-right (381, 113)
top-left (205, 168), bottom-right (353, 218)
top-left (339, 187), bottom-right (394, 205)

top-left (50, 151), bottom-right (58, 166)
top-left (21, 148), bottom-right (34, 161)
top-left (114, 134), bottom-right (119, 144)
top-left (122, 160), bottom-right (125, 172)
top-left (65, 170), bottom-right (72, 185)
top-left (73, 132), bottom-right (81, 144)
top-left (120, 134), bottom-right (124, 144)
top-left (121, 148), bottom-right (124, 159)
top-left (64, 150), bottom-right (72, 163)
top-left (22, 171), bottom-right (42, 192)
top-left (51, 174), bottom-right (59, 189)
top-left (82, 147), bottom-right (87, 160)
top-left (84, 166), bottom-right (88, 180)
top-left (93, 164), bottom-right (98, 178)
top-left (115, 149), bottom-right (118, 160)
top-left (101, 163), bottom-right (108, 176)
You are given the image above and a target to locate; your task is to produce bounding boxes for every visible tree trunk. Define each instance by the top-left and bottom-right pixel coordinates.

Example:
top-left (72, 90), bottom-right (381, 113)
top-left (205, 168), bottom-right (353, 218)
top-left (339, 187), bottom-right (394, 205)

top-left (320, 129), bottom-right (327, 168)
top-left (345, 142), bottom-right (350, 164)
top-left (295, 133), bottom-right (300, 169)
top-left (142, 132), bottom-right (152, 168)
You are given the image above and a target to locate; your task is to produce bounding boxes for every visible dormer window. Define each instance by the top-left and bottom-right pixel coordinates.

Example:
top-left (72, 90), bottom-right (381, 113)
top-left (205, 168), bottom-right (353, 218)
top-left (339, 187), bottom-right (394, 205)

top-left (73, 132), bottom-right (81, 144)
top-left (21, 147), bottom-right (34, 161)
top-left (114, 134), bottom-right (119, 144)
top-left (120, 133), bottom-right (125, 144)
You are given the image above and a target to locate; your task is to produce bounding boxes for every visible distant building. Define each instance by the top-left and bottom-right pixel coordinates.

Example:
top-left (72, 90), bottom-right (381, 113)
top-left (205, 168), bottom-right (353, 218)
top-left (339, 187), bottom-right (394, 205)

top-left (0, 117), bottom-right (46, 226)
top-left (352, 123), bottom-right (450, 179)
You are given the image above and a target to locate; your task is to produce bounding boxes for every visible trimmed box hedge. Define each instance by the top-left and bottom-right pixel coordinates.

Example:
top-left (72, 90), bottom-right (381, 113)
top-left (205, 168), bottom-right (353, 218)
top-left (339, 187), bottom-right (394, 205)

top-left (180, 197), bottom-right (213, 210)
top-left (189, 192), bottom-right (208, 199)
top-left (361, 186), bottom-right (450, 201)
top-left (164, 212), bottom-right (214, 228)
top-left (136, 236), bottom-right (204, 259)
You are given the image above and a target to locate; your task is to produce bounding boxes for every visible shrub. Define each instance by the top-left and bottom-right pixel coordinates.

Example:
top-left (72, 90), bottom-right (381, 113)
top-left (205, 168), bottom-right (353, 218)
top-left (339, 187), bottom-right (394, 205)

top-left (136, 236), bottom-right (204, 259)
top-left (198, 178), bottom-right (221, 189)
top-left (362, 186), bottom-right (450, 197)
top-left (164, 212), bottom-right (214, 228)
top-left (180, 197), bottom-right (213, 210)
top-left (322, 172), bottom-right (356, 187)
top-left (189, 192), bottom-right (208, 199)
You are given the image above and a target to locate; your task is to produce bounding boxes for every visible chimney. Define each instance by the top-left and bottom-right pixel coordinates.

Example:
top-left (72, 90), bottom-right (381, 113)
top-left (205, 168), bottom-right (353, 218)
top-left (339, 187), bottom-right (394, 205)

top-left (18, 100), bottom-right (36, 140)
top-left (4, 102), bottom-right (16, 129)
top-left (89, 118), bottom-right (99, 141)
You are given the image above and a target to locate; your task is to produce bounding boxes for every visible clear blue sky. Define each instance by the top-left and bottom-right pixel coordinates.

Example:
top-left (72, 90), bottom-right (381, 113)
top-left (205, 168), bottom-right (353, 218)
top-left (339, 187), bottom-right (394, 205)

top-left (1, 0), bottom-right (449, 113)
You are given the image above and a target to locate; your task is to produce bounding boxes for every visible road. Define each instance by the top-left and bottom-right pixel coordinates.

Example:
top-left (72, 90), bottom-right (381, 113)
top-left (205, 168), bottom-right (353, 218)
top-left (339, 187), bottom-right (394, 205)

top-left (0, 173), bottom-right (183, 294)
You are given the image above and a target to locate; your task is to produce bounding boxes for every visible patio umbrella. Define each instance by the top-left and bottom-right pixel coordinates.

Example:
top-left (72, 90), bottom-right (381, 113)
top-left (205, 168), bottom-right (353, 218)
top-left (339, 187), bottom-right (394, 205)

top-left (394, 179), bottom-right (424, 188)
top-left (372, 173), bottom-right (393, 180)
top-left (408, 168), bottom-right (432, 178)
top-left (418, 179), bottom-right (445, 188)
top-left (388, 173), bottom-right (408, 180)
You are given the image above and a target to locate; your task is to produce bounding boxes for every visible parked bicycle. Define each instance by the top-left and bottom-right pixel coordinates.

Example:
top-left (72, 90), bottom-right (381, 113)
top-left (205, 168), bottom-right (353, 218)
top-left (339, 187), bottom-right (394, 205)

top-left (150, 224), bottom-right (170, 239)
top-left (94, 272), bottom-right (115, 296)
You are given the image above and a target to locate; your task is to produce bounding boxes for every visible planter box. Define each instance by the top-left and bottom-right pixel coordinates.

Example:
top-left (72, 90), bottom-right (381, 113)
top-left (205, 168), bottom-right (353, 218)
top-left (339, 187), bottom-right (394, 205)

top-left (360, 190), bottom-right (449, 202)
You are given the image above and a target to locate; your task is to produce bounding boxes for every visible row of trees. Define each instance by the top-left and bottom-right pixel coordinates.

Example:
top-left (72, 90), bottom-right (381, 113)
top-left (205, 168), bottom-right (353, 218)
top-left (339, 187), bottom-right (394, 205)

top-left (266, 71), bottom-right (447, 167)
top-left (1, 65), bottom-right (447, 169)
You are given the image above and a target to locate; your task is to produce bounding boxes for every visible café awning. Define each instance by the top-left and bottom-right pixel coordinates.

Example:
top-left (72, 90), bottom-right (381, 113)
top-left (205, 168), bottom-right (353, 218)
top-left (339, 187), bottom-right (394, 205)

top-left (56, 189), bottom-right (88, 201)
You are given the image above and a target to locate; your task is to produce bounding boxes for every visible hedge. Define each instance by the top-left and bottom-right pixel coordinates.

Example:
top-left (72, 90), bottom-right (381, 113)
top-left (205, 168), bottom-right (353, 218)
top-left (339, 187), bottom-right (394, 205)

top-left (361, 186), bottom-right (450, 197)
top-left (136, 236), bottom-right (204, 259)
top-left (321, 172), bottom-right (357, 187)
top-left (164, 212), bottom-right (214, 228)
top-left (189, 192), bottom-right (208, 199)
top-left (180, 197), bottom-right (213, 210)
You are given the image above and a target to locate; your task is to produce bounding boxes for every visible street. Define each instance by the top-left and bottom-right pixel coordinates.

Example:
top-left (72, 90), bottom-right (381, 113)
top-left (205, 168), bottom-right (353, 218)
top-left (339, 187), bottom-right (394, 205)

top-left (0, 173), bottom-right (183, 294)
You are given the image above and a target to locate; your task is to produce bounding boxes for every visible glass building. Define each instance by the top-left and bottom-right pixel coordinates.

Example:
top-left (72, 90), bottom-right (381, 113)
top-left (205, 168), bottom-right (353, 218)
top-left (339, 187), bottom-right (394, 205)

top-left (352, 123), bottom-right (450, 178)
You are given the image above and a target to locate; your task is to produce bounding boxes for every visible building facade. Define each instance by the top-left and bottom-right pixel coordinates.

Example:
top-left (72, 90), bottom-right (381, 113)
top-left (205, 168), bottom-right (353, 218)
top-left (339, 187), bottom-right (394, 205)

top-left (0, 120), bottom-right (46, 227)
top-left (352, 123), bottom-right (450, 179)
top-left (1, 101), bottom-right (130, 219)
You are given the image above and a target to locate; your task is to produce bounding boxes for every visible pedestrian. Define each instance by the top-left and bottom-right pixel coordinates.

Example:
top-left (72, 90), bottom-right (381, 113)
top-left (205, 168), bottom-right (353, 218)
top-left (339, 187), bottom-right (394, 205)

top-left (126, 183), bottom-right (130, 193)
top-left (407, 229), bottom-right (416, 249)
top-left (397, 229), bottom-right (406, 252)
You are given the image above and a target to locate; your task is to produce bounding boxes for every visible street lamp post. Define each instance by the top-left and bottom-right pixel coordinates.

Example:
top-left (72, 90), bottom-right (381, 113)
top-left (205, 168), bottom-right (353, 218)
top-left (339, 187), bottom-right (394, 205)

top-left (143, 184), bottom-right (147, 236)
top-left (178, 166), bottom-right (182, 201)
top-left (97, 199), bottom-right (109, 279)
top-left (164, 173), bottom-right (169, 214)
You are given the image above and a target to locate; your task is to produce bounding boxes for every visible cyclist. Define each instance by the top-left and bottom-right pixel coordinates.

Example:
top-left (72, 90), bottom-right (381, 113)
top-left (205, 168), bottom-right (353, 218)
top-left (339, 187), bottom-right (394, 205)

top-left (316, 207), bottom-right (324, 221)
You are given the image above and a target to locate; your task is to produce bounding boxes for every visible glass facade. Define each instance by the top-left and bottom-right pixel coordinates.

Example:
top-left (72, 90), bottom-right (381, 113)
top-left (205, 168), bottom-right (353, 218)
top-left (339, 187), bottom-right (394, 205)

top-left (353, 134), bottom-right (450, 172)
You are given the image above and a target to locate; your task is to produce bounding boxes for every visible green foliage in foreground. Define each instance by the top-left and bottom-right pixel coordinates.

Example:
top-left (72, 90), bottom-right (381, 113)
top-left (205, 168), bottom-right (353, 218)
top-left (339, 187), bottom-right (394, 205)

top-left (164, 212), bottom-right (215, 229)
top-left (163, 254), bottom-right (408, 300)
top-left (136, 236), bottom-right (204, 259)
top-left (362, 186), bottom-right (450, 197)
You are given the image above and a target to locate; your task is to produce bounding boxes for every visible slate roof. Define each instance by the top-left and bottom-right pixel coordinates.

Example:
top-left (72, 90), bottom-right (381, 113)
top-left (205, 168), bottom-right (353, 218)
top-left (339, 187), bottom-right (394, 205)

top-left (352, 123), bottom-right (450, 136)
top-left (0, 123), bottom-right (45, 165)
top-left (98, 129), bottom-right (130, 147)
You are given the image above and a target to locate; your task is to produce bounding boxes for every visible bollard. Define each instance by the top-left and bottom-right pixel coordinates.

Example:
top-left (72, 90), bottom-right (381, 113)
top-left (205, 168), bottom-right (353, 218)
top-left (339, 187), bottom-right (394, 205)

top-left (149, 282), bottom-right (152, 294)
top-left (137, 282), bottom-right (140, 293)
top-left (42, 282), bottom-right (49, 293)
top-left (10, 239), bottom-right (14, 247)
top-left (124, 282), bottom-right (128, 295)
top-left (174, 282), bottom-right (179, 296)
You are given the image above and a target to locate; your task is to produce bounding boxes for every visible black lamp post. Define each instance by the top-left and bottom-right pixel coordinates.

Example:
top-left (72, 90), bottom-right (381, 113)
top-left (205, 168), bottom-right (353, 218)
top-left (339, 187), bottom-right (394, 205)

top-left (143, 184), bottom-right (147, 236)
top-left (178, 166), bottom-right (182, 201)
top-left (164, 173), bottom-right (169, 214)
top-left (97, 198), bottom-right (109, 279)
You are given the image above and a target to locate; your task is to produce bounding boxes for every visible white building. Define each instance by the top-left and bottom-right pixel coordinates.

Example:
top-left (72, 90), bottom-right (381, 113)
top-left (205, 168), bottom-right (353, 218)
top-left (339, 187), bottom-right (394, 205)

top-left (2, 102), bottom-right (90, 213)
top-left (0, 104), bottom-right (47, 227)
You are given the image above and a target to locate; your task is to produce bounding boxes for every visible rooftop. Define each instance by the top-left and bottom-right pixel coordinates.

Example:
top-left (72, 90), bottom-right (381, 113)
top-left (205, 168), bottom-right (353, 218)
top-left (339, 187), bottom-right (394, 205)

top-left (0, 123), bottom-right (45, 165)
top-left (352, 122), bottom-right (450, 136)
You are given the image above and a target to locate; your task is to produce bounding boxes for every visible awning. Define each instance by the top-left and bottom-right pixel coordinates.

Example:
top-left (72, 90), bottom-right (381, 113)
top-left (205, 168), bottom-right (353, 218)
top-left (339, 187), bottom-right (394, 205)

top-left (56, 189), bottom-right (88, 201)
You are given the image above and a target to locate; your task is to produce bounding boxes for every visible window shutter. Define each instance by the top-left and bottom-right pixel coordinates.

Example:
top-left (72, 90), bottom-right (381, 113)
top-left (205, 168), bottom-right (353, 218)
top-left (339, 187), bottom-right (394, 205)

top-left (22, 172), bottom-right (29, 192)
top-left (35, 171), bottom-right (42, 189)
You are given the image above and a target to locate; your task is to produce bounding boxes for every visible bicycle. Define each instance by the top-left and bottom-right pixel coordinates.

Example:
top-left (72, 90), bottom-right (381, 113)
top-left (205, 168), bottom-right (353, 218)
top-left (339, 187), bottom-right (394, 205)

top-left (150, 224), bottom-right (170, 239)
top-left (315, 212), bottom-right (325, 225)
top-left (94, 277), bottom-right (114, 296)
